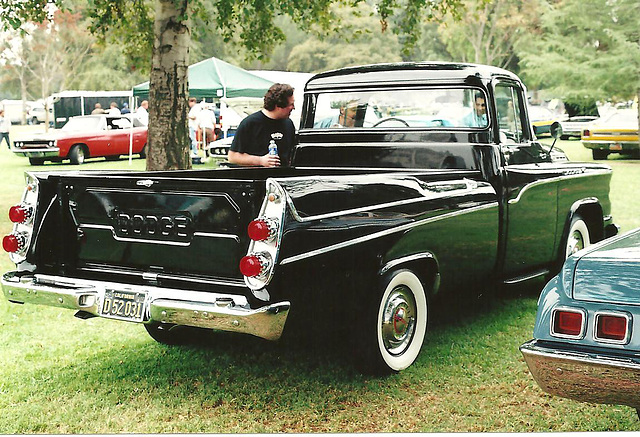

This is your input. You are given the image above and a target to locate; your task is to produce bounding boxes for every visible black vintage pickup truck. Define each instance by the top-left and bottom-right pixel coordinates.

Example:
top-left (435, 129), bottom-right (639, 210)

top-left (1, 62), bottom-right (618, 373)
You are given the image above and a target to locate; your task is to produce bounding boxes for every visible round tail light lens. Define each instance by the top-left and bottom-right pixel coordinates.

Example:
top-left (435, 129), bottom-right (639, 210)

top-left (247, 219), bottom-right (275, 242)
top-left (9, 205), bottom-right (31, 223)
top-left (3, 234), bottom-right (24, 253)
top-left (239, 255), bottom-right (264, 277)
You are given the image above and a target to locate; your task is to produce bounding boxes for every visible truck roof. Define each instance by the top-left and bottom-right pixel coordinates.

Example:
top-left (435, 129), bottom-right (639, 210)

top-left (305, 62), bottom-right (520, 91)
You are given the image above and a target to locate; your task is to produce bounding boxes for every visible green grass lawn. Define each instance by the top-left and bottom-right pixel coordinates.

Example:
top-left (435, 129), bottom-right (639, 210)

top-left (0, 129), bottom-right (639, 433)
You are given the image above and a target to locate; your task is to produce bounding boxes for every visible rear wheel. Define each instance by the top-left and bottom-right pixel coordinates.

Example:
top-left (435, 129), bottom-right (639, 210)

top-left (564, 215), bottom-right (591, 259)
top-left (28, 157), bottom-right (45, 165)
top-left (139, 144), bottom-right (147, 158)
top-left (592, 149), bottom-right (609, 160)
top-left (356, 269), bottom-right (428, 374)
top-left (69, 145), bottom-right (86, 165)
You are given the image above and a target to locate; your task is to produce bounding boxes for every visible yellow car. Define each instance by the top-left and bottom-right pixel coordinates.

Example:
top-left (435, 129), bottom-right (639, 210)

top-left (582, 110), bottom-right (639, 160)
top-left (528, 105), bottom-right (558, 136)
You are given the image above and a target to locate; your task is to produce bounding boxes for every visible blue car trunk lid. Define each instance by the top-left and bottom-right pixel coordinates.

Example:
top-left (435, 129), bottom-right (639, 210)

top-left (573, 229), bottom-right (640, 304)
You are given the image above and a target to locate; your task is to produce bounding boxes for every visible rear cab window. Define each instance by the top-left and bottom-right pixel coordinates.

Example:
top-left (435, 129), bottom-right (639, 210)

top-left (305, 88), bottom-right (490, 130)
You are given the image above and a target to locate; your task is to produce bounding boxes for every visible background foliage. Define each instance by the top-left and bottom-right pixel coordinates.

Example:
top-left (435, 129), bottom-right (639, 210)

top-left (1, 0), bottom-right (639, 107)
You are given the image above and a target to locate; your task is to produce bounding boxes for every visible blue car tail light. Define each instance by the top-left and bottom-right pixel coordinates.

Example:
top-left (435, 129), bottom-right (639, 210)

top-left (551, 307), bottom-right (586, 339)
top-left (594, 312), bottom-right (631, 344)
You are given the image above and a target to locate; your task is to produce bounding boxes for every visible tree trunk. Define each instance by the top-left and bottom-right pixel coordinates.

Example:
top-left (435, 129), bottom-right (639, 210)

top-left (145, 0), bottom-right (191, 171)
top-left (637, 88), bottom-right (640, 153)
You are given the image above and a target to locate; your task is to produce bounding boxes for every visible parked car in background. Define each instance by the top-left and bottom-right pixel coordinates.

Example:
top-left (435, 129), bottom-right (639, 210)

top-left (558, 115), bottom-right (599, 139)
top-left (12, 114), bottom-right (147, 165)
top-left (581, 110), bottom-right (639, 160)
top-left (529, 105), bottom-right (560, 137)
top-left (27, 105), bottom-right (53, 125)
top-left (521, 227), bottom-right (640, 413)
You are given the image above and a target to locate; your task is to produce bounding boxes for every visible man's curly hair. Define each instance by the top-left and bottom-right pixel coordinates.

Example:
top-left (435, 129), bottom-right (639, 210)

top-left (263, 83), bottom-right (294, 111)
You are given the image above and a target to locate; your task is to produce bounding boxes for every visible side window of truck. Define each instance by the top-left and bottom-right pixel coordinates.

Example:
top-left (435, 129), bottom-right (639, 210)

top-left (494, 82), bottom-right (527, 144)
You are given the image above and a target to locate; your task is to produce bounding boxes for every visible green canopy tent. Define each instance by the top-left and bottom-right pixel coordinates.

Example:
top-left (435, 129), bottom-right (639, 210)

top-left (132, 56), bottom-right (274, 100)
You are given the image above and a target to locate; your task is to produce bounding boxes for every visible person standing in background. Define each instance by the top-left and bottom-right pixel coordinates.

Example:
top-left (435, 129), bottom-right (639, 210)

top-left (187, 98), bottom-right (201, 157)
top-left (136, 100), bottom-right (149, 125)
top-left (107, 102), bottom-right (121, 115)
top-left (0, 110), bottom-right (11, 149)
top-left (91, 103), bottom-right (106, 114)
top-left (228, 83), bottom-right (296, 167)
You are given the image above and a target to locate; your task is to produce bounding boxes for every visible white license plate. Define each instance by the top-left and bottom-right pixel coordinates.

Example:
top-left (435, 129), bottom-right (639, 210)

top-left (609, 143), bottom-right (623, 151)
top-left (99, 289), bottom-right (147, 322)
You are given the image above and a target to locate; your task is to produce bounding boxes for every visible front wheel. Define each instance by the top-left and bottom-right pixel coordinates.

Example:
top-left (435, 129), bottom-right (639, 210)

top-left (356, 269), bottom-right (428, 374)
top-left (28, 157), bottom-right (45, 165)
top-left (69, 145), bottom-right (86, 165)
top-left (564, 215), bottom-right (591, 259)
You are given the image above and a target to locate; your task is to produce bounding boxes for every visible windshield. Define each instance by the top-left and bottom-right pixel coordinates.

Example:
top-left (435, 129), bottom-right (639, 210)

top-left (308, 88), bottom-right (489, 129)
top-left (604, 111), bottom-right (638, 126)
top-left (62, 116), bottom-right (103, 131)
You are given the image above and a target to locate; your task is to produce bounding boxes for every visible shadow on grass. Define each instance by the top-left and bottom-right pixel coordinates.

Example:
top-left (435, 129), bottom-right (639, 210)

top-left (4, 283), bottom-right (541, 430)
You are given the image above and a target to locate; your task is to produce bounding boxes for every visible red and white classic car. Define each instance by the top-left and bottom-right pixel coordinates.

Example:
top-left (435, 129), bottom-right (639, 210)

top-left (12, 114), bottom-right (147, 165)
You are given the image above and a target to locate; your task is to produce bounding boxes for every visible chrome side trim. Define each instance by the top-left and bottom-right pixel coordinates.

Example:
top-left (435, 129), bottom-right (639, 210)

top-left (78, 265), bottom-right (246, 288)
top-left (284, 177), bottom-right (482, 223)
top-left (520, 339), bottom-right (640, 408)
top-left (380, 253), bottom-right (435, 275)
top-left (279, 202), bottom-right (498, 265)
top-left (508, 170), bottom-right (612, 205)
top-left (79, 224), bottom-right (241, 245)
top-left (2, 272), bottom-right (288, 341)
top-left (85, 188), bottom-right (241, 213)
top-left (502, 269), bottom-right (549, 285)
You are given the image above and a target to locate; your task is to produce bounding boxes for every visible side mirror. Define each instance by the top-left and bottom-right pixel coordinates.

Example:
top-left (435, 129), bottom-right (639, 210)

top-left (550, 121), bottom-right (563, 139)
top-left (547, 121), bottom-right (562, 158)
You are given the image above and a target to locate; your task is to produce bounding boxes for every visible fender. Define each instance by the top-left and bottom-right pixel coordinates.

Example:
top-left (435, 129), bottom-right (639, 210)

top-left (379, 252), bottom-right (441, 297)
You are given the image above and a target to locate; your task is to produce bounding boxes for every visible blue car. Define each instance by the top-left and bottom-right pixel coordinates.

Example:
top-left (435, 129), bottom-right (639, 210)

top-left (521, 227), bottom-right (640, 411)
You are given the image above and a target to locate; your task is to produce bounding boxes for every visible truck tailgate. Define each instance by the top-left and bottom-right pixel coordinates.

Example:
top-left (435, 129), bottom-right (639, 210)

top-left (46, 173), bottom-right (264, 289)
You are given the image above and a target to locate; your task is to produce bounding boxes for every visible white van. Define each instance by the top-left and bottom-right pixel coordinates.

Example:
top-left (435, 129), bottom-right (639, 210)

top-left (0, 100), bottom-right (35, 124)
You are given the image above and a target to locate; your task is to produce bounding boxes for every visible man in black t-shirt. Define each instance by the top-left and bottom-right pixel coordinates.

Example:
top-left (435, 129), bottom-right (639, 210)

top-left (228, 83), bottom-right (296, 167)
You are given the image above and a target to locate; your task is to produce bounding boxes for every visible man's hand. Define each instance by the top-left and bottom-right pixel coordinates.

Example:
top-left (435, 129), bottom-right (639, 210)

top-left (228, 150), bottom-right (281, 167)
top-left (259, 153), bottom-right (280, 167)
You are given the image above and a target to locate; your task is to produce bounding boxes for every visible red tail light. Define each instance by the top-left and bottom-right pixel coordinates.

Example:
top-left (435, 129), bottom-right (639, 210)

top-left (9, 205), bottom-right (32, 223)
top-left (552, 309), bottom-right (584, 338)
top-left (247, 219), bottom-right (274, 242)
top-left (582, 129), bottom-right (590, 137)
top-left (239, 254), bottom-right (265, 277)
top-left (3, 233), bottom-right (25, 253)
top-left (595, 313), bottom-right (629, 342)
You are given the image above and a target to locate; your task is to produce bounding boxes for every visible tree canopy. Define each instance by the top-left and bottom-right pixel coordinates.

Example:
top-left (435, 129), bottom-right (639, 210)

top-left (1, 0), bottom-right (467, 170)
top-left (517, 0), bottom-right (640, 108)
top-left (1, 0), bottom-right (638, 167)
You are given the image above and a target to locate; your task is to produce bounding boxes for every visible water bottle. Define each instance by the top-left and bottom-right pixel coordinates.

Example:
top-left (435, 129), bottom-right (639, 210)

top-left (268, 140), bottom-right (278, 156)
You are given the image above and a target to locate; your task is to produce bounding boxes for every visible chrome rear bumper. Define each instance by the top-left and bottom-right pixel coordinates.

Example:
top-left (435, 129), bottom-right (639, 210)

top-left (520, 340), bottom-right (640, 409)
top-left (2, 272), bottom-right (289, 341)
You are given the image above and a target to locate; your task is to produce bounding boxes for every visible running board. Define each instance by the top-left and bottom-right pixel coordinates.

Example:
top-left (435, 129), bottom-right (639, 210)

top-left (503, 269), bottom-right (549, 285)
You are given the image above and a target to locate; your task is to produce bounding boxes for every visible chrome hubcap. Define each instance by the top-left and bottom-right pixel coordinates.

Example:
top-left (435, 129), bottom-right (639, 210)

top-left (567, 230), bottom-right (585, 257)
top-left (381, 286), bottom-right (416, 356)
